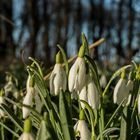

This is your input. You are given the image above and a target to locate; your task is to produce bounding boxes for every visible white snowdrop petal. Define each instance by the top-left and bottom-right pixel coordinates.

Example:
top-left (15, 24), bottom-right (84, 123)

top-left (79, 86), bottom-right (88, 109)
top-left (22, 88), bottom-right (34, 119)
top-left (113, 79), bottom-right (127, 105)
top-left (77, 58), bottom-right (86, 91)
top-left (0, 96), bottom-right (5, 104)
top-left (68, 61), bottom-right (79, 92)
top-left (88, 81), bottom-right (100, 109)
top-left (18, 133), bottom-right (34, 140)
top-left (76, 120), bottom-right (91, 140)
top-left (50, 64), bottom-right (67, 95)
top-left (100, 74), bottom-right (107, 88)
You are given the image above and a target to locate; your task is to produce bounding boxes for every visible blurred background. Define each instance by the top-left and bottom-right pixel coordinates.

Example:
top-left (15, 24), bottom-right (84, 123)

top-left (0, 0), bottom-right (140, 71)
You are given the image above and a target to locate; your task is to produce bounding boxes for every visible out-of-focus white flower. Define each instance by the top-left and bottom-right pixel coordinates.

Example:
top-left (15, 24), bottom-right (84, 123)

top-left (4, 80), bottom-right (17, 97)
top-left (138, 94), bottom-right (140, 115)
top-left (68, 57), bottom-right (86, 92)
top-left (22, 87), bottom-right (34, 119)
top-left (18, 132), bottom-right (34, 140)
top-left (49, 64), bottom-right (67, 96)
top-left (74, 120), bottom-right (91, 140)
top-left (88, 80), bottom-right (100, 109)
top-left (0, 96), bottom-right (6, 118)
top-left (99, 74), bottom-right (107, 88)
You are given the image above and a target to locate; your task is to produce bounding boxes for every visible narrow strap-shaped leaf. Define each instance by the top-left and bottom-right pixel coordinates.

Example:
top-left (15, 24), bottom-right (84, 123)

top-left (0, 121), bottom-right (19, 138)
top-left (80, 100), bottom-right (96, 140)
top-left (1, 104), bottom-right (23, 131)
top-left (96, 127), bottom-right (120, 140)
top-left (105, 100), bottom-right (124, 129)
top-left (36, 120), bottom-right (52, 140)
top-left (28, 57), bottom-right (44, 77)
top-left (120, 106), bottom-right (132, 140)
top-left (59, 91), bottom-right (75, 140)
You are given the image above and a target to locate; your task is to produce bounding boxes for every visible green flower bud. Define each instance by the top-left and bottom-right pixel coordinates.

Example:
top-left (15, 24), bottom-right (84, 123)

top-left (24, 118), bottom-right (32, 133)
top-left (79, 109), bottom-right (85, 120)
top-left (56, 51), bottom-right (62, 64)
top-left (78, 45), bottom-right (85, 58)
top-left (121, 71), bottom-right (126, 79)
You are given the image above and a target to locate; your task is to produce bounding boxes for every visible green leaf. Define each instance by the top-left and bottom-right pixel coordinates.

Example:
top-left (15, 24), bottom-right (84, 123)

top-left (0, 121), bottom-right (19, 138)
top-left (28, 57), bottom-right (43, 77)
top-left (80, 100), bottom-right (96, 140)
top-left (59, 91), bottom-right (75, 140)
top-left (105, 100), bottom-right (124, 129)
top-left (36, 120), bottom-right (52, 140)
top-left (120, 107), bottom-right (132, 140)
top-left (97, 127), bottom-right (120, 140)
top-left (1, 104), bottom-right (23, 131)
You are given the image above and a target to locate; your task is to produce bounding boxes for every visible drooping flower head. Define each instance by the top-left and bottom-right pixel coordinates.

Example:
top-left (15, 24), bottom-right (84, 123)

top-left (18, 118), bottom-right (34, 140)
top-left (74, 110), bottom-right (91, 140)
top-left (22, 75), bottom-right (35, 119)
top-left (68, 45), bottom-right (86, 93)
top-left (49, 51), bottom-right (67, 96)
top-left (113, 71), bottom-right (133, 106)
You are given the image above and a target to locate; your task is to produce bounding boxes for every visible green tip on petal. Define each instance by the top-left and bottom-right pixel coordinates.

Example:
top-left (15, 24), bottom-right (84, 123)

top-left (56, 51), bottom-right (62, 64)
top-left (79, 109), bottom-right (85, 120)
top-left (24, 118), bottom-right (32, 133)
top-left (29, 76), bottom-right (35, 87)
top-left (78, 45), bottom-right (85, 58)
top-left (0, 89), bottom-right (4, 96)
top-left (121, 70), bottom-right (126, 79)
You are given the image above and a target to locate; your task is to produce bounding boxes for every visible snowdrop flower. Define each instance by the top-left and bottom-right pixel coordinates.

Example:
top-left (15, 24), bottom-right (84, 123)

top-left (138, 94), bottom-right (140, 115)
top-left (68, 46), bottom-right (86, 93)
top-left (74, 120), bottom-right (91, 140)
top-left (113, 71), bottom-right (134, 106)
top-left (19, 118), bottom-right (34, 140)
top-left (88, 79), bottom-right (100, 109)
top-left (74, 110), bottom-right (91, 140)
top-left (99, 74), bottom-right (107, 88)
top-left (49, 51), bottom-right (67, 96)
top-left (113, 78), bottom-right (127, 105)
top-left (49, 65), bottom-right (67, 96)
